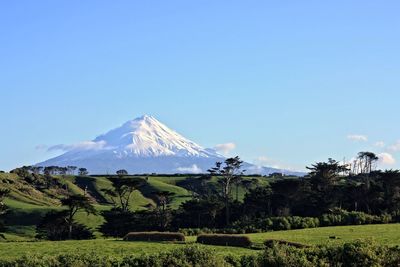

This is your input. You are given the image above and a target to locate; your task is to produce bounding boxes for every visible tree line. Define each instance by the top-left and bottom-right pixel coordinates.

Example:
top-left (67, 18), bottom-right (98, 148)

top-left (2, 152), bottom-right (400, 240)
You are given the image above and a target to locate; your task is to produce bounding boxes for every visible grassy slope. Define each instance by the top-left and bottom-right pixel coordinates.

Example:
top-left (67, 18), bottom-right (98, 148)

top-left (246, 223), bottom-right (400, 246)
top-left (0, 174), bottom-right (201, 238)
top-left (143, 176), bottom-right (192, 209)
top-left (0, 224), bottom-right (399, 260)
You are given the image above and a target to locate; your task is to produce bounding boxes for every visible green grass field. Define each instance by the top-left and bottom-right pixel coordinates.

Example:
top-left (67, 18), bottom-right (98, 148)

top-left (0, 224), bottom-right (399, 260)
top-left (247, 223), bottom-right (400, 246)
top-left (2, 173), bottom-right (400, 262)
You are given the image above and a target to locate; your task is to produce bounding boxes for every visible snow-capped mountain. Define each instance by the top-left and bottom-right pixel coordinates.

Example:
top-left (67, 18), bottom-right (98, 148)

top-left (37, 115), bottom-right (302, 175)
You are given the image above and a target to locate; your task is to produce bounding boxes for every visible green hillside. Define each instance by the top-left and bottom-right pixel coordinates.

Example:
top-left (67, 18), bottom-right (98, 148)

top-left (0, 172), bottom-right (268, 239)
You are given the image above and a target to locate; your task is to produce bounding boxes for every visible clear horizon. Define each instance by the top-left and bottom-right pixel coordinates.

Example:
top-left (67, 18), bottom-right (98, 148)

top-left (1, 1), bottom-right (400, 172)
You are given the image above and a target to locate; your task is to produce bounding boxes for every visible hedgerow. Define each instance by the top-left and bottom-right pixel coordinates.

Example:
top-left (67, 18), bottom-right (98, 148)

top-left (197, 234), bottom-right (252, 248)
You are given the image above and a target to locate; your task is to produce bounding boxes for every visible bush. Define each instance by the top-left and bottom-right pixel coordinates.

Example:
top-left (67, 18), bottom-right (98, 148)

top-left (320, 209), bottom-right (393, 227)
top-left (123, 232), bottom-right (185, 242)
top-left (197, 234), bottom-right (252, 248)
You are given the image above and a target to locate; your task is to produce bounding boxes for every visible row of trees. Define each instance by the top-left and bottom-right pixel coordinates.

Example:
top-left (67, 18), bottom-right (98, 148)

top-left (99, 153), bottom-right (400, 237)
top-left (5, 152), bottom-right (400, 240)
top-left (11, 166), bottom-right (88, 176)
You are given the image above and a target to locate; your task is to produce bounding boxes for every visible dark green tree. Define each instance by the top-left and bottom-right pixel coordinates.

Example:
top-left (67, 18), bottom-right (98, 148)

top-left (116, 169), bottom-right (128, 177)
top-left (208, 156), bottom-right (244, 226)
top-left (78, 168), bottom-right (89, 176)
top-left (61, 195), bottom-right (96, 239)
top-left (154, 191), bottom-right (175, 231)
top-left (102, 177), bottom-right (143, 211)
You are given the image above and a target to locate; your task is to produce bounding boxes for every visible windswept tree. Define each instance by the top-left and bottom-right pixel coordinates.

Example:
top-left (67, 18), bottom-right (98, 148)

top-left (67, 166), bottom-right (77, 175)
top-left (307, 158), bottom-right (348, 187)
top-left (306, 158), bottom-right (349, 214)
top-left (116, 169), bottom-right (128, 177)
top-left (78, 168), bottom-right (89, 176)
top-left (352, 152), bottom-right (379, 174)
top-left (61, 195), bottom-right (96, 239)
top-left (208, 156), bottom-right (244, 226)
top-left (102, 178), bottom-right (143, 211)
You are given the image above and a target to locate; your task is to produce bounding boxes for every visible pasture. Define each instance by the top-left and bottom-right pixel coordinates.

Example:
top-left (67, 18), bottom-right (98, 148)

top-left (1, 224), bottom-right (399, 260)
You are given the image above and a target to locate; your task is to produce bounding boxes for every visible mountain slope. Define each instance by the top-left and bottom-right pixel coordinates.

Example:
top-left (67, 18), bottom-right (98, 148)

top-left (38, 115), bottom-right (224, 174)
top-left (37, 115), bottom-right (303, 175)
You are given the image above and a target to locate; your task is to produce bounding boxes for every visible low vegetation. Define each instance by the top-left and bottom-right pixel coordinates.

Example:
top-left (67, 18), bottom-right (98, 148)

top-left (0, 241), bottom-right (399, 266)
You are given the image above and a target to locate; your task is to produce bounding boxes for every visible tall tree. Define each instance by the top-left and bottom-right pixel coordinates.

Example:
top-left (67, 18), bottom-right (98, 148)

top-left (208, 156), bottom-right (244, 226)
top-left (154, 191), bottom-right (175, 231)
top-left (61, 195), bottom-right (96, 239)
top-left (102, 177), bottom-right (143, 211)
top-left (67, 166), bottom-right (77, 175)
top-left (78, 168), bottom-right (89, 176)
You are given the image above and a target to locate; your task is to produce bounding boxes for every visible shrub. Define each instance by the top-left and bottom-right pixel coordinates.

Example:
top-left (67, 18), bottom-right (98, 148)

top-left (123, 232), bottom-right (185, 242)
top-left (197, 234), bottom-right (252, 248)
top-left (320, 209), bottom-right (393, 227)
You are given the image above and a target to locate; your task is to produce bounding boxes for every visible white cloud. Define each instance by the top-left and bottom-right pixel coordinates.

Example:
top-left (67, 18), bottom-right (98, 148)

top-left (347, 134), bottom-right (368, 142)
top-left (214, 142), bottom-right (236, 155)
top-left (48, 140), bottom-right (109, 152)
top-left (378, 152), bottom-right (396, 165)
top-left (176, 164), bottom-right (202, 173)
top-left (388, 141), bottom-right (400, 152)
top-left (254, 156), bottom-right (285, 170)
top-left (374, 141), bottom-right (385, 148)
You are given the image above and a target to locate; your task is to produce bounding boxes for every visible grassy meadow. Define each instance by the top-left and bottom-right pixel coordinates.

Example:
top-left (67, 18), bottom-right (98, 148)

top-left (0, 224), bottom-right (399, 260)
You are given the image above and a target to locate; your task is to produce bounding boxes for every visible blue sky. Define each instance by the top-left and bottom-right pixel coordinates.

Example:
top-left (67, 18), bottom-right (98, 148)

top-left (1, 1), bottom-right (399, 171)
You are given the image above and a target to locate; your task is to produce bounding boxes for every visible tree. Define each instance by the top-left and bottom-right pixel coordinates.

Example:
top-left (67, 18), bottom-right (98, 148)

top-left (154, 191), bottom-right (175, 231)
top-left (116, 169), bottom-right (128, 177)
top-left (61, 195), bottom-right (96, 239)
top-left (353, 152), bottom-right (379, 174)
top-left (379, 170), bottom-right (400, 214)
top-left (208, 156), bottom-right (244, 226)
top-left (36, 211), bottom-right (94, 240)
top-left (102, 177), bottom-right (143, 211)
top-left (67, 166), bottom-right (77, 175)
top-left (174, 197), bottom-right (223, 229)
top-left (307, 159), bottom-right (348, 183)
top-left (0, 188), bottom-right (10, 215)
top-left (232, 175), bottom-right (243, 202)
top-left (78, 168), bottom-right (89, 176)
top-left (0, 188), bottom-right (10, 238)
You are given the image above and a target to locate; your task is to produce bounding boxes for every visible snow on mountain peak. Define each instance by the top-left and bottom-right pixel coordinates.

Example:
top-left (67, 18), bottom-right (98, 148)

top-left (92, 115), bottom-right (219, 158)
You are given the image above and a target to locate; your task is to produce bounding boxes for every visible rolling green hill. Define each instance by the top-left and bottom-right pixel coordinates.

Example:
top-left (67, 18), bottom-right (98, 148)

top-left (0, 172), bottom-right (268, 239)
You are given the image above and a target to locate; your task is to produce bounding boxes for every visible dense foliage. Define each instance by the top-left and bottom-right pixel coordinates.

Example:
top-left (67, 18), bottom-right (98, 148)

top-left (98, 155), bottom-right (400, 237)
top-left (0, 241), bottom-right (399, 267)
top-left (36, 211), bottom-right (94, 240)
